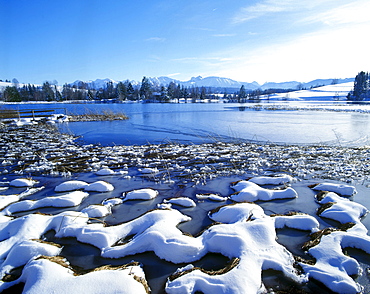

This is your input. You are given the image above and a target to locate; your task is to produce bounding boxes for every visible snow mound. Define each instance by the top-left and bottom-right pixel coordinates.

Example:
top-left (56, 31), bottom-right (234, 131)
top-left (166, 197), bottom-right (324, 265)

top-left (209, 202), bottom-right (265, 223)
top-left (248, 175), bottom-right (294, 185)
top-left (84, 181), bottom-right (114, 192)
top-left (55, 180), bottom-right (114, 193)
top-left (0, 187), bottom-right (44, 210)
top-left (166, 203), bottom-right (309, 293)
top-left (55, 180), bottom-right (88, 192)
top-left (0, 240), bottom-right (62, 280)
top-left (139, 167), bottom-right (159, 174)
top-left (230, 180), bottom-right (297, 202)
top-left (0, 258), bottom-right (149, 294)
top-left (316, 192), bottom-right (368, 225)
top-left (82, 204), bottom-right (112, 218)
top-left (299, 190), bottom-right (370, 293)
top-left (95, 168), bottom-right (115, 176)
top-left (122, 188), bottom-right (159, 201)
top-left (1, 191), bottom-right (89, 215)
top-left (0, 211), bottom-right (89, 272)
top-left (9, 178), bottom-right (38, 187)
top-left (102, 198), bottom-right (123, 206)
top-left (310, 182), bottom-right (357, 196)
top-left (164, 197), bottom-right (196, 208)
top-left (196, 193), bottom-right (227, 202)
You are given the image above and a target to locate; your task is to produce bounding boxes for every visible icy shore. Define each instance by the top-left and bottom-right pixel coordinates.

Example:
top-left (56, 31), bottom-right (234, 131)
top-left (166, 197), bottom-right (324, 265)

top-left (1, 124), bottom-right (370, 293)
top-left (1, 124), bottom-right (370, 185)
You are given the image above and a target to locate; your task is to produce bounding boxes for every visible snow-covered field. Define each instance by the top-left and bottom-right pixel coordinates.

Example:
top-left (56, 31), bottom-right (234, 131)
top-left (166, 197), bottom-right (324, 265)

top-left (269, 82), bottom-right (354, 101)
top-left (0, 123), bottom-right (370, 293)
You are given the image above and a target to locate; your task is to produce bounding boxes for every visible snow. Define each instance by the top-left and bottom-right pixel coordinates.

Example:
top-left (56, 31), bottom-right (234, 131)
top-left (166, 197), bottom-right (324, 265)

top-left (95, 168), bottom-right (115, 176)
top-left (248, 175), bottom-right (294, 185)
top-left (2, 119), bottom-right (370, 293)
top-left (55, 180), bottom-right (88, 192)
top-left (0, 176), bottom-right (368, 293)
top-left (84, 180), bottom-right (114, 192)
top-left (102, 198), bottom-right (123, 206)
top-left (1, 190), bottom-right (89, 215)
top-left (0, 257), bottom-right (149, 294)
top-left (316, 192), bottom-right (368, 225)
top-left (163, 197), bottom-right (196, 208)
top-left (295, 183), bottom-right (370, 293)
top-left (0, 240), bottom-right (62, 280)
top-left (55, 180), bottom-right (114, 193)
top-left (122, 188), bottom-right (159, 201)
top-left (166, 203), bottom-right (312, 293)
top-left (139, 167), bottom-right (159, 174)
top-left (82, 204), bottom-right (112, 218)
top-left (0, 187), bottom-right (44, 210)
top-left (270, 82), bottom-right (354, 101)
top-left (310, 182), bottom-right (357, 196)
top-left (230, 180), bottom-right (297, 202)
top-left (196, 193), bottom-right (227, 201)
top-left (9, 178), bottom-right (38, 187)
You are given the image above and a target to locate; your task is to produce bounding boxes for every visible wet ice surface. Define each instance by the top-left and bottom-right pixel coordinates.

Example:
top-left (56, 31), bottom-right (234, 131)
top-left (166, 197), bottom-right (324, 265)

top-left (1, 125), bottom-right (370, 293)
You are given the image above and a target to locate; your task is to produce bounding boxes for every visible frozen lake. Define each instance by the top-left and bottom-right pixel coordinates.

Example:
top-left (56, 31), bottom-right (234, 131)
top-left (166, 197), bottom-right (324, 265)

top-left (2, 102), bottom-right (370, 293)
top-left (5, 102), bottom-right (370, 146)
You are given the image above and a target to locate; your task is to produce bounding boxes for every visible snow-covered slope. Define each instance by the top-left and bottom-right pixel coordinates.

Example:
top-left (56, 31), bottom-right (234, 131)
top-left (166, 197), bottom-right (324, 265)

top-left (269, 82), bottom-right (354, 100)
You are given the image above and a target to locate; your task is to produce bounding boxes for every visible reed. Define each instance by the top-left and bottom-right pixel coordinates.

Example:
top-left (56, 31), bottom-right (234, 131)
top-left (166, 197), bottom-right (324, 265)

top-left (68, 109), bottom-right (128, 122)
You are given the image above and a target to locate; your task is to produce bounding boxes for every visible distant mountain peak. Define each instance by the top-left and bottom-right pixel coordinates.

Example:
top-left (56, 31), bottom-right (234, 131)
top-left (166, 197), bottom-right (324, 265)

top-left (68, 76), bottom-right (354, 91)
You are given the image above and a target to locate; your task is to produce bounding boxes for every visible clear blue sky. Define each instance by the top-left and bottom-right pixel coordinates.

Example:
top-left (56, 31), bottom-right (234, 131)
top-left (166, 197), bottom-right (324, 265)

top-left (1, 0), bottom-right (369, 85)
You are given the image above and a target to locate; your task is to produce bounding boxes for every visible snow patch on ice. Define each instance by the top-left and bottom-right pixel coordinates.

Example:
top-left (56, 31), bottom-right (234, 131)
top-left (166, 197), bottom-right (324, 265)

top-left (196, 193), bottom-right (227, 202)
top-left (230, 180), bottom-right (297, 202)
top-left (55, 180), bottom-right (114, 193)
top-left (9, 178), bottom-right (38, 188)
top-left (163, 197), bottom-right (196, 208)
top-left (310, 182), bottom-right (357, 196)
top-left (122, 188), bottom-right (159, 201)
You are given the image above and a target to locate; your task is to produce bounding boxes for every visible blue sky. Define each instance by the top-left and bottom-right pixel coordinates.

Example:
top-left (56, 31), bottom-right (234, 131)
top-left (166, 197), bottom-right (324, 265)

top-left (1, 0), bottom-right (370, 85)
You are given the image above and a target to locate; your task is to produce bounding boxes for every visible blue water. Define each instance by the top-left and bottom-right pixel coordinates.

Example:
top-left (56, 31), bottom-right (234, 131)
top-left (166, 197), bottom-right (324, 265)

top-left (4, 102), bottom-right (370, 146)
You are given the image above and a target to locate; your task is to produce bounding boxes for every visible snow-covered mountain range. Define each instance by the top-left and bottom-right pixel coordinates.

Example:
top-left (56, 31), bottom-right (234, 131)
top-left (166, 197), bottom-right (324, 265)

top-left (70, 76), bottom-right (354, 91)
top-left (1, 76), bottom-right (354, 92)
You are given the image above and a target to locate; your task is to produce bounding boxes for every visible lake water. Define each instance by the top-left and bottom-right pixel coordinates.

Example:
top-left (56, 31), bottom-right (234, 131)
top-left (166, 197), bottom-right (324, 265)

top-left (5, 102), bottom-right (370, 146)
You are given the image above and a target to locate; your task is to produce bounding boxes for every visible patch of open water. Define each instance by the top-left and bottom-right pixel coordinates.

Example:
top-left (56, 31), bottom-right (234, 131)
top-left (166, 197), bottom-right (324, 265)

top-left (4, 102), bottom-right (370, 146)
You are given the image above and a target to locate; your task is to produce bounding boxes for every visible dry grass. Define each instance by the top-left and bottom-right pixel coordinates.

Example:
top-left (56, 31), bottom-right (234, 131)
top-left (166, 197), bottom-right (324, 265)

top-left (302, 222), bottom-right (355, 251)
top-left (168, 257), bottom-right (240, 282)
top-left (68, 109), bottom-right (128, 122)
top-left (316, 202), bottom-right (335, 216)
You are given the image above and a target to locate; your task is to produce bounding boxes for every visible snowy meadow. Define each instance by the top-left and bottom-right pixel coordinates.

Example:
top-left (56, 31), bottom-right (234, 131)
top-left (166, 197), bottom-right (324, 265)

top-left (1, 92), bottom-right (370, 293)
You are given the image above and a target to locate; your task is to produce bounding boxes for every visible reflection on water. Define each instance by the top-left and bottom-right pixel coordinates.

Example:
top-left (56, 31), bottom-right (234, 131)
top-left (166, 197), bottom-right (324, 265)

top-left (4, 102), bottom-right (370, 146)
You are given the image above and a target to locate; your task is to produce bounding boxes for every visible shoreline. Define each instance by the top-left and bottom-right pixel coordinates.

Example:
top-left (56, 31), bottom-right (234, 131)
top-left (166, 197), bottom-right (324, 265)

top-left (1, 124), bottom-right (370, 186)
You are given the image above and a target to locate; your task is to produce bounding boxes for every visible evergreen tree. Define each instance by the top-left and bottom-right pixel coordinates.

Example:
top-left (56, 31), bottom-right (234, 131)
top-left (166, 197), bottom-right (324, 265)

top-left (200, 87), bottom-right (207, 100)
top-left (350, 71), bottom-right (369, 101)
top-left (3, 86), bottom-right (21, 102)
top-left (238, 85), bottom-right (247, 102)
top-left (117, 81), bottom-right (127, 101)
top-left (125, 81), bottom-right (135, 100)
top-left (159, 85), bottom-right (168, 102)
top-left (62, 83), bottom-right (73, 100)
top-left (42, 81), bottom-right (55, 101)
top-left (167, 81), bottom-right (177, 100)
top-left (140, 76), bottom-right (152, 100)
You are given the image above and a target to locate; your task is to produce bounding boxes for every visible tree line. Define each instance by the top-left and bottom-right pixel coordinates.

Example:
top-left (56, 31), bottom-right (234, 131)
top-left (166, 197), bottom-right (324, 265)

top-left (347, 71), bottom-right (370, 101)
top-left (0, 76), bottom-right (315, 103)
top-left (0, 77), bottom-right (223, 102)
